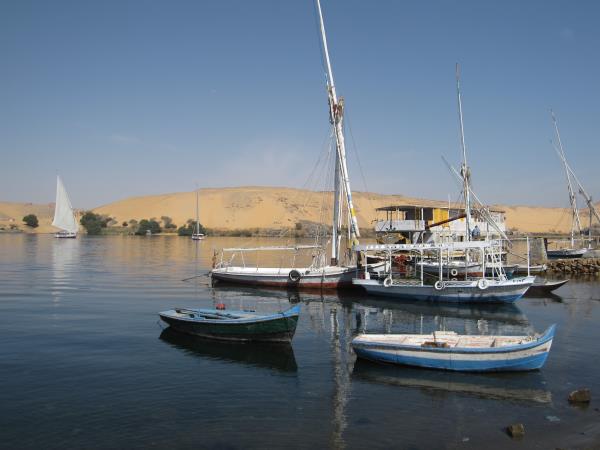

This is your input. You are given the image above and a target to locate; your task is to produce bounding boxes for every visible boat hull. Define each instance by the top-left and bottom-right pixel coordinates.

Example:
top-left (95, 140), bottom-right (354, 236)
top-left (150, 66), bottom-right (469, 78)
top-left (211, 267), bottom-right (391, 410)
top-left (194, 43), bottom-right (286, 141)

top-left (353, 277), bottom-right (534, 304)
top-left (159, 306), bottom-right (300, 342)
top-left (352, 326), bottom-right (555, 372)
top-left (526, 279), bottom-right (569, 295)
top-left (513, 264), bottom-right (547, 275)
top-left (54, 231), bottom-right (77, 238)
top-left (547, 248), bottom-right (587, 259)
top-left (211, 266), bottom-right (357, 289)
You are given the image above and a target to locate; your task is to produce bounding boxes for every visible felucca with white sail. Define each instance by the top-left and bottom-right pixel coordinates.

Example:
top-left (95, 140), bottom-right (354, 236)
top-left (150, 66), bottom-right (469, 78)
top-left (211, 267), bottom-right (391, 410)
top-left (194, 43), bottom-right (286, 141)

top-left (211, 0), bottom-right (363, 288)
top-left (52, 175), bottom-right (79, 238)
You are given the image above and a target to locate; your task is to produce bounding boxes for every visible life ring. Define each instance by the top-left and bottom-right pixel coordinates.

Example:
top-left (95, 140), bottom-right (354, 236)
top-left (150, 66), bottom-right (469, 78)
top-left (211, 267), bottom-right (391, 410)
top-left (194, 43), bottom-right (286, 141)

top-left (434, 281), bottom-right (445, 290)
top-left (288, 270), bottom-right (302, 283)
top-left (450, 268), bottom-right (459, 277)
top-left (477, 279), bottom-right (489, 290)
top-left (451, 277), bottom-right (457, 281)
top-left (383, 277), bottom-right (393, 287)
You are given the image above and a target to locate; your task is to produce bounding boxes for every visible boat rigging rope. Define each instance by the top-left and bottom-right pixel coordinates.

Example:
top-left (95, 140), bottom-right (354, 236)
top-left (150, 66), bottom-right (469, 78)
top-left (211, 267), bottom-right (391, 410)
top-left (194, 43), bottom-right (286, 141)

top-left (345, 109), bottom-right (376, 217)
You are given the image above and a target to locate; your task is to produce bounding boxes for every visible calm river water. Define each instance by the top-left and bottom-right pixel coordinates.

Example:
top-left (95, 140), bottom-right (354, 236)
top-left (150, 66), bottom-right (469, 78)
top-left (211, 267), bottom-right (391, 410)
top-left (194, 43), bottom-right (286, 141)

top-left (1, 235), bottom-right (600, 449)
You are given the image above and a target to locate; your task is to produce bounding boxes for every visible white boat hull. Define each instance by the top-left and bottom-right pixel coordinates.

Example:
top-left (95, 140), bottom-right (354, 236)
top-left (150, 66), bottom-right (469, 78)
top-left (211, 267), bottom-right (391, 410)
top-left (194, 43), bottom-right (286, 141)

top-left (211, 265), bottom-right (357, 289)
top-left (352, 325), bottom-right (556, 372)
top-left (54, 231), bottom-right (77, 239)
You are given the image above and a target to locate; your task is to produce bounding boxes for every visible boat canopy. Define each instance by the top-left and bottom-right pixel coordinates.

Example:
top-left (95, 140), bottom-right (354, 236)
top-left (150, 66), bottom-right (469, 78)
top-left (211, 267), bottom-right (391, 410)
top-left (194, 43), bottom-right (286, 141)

top-left (221, 245), bottom-right (323, 252)
top-left (354, 240), bottom-right (504, 253)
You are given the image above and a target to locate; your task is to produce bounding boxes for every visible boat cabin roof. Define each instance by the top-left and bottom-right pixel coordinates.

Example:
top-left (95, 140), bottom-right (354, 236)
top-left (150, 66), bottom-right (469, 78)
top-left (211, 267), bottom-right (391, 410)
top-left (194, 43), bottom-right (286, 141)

top-left (376, 204), bottom-right (505, 214)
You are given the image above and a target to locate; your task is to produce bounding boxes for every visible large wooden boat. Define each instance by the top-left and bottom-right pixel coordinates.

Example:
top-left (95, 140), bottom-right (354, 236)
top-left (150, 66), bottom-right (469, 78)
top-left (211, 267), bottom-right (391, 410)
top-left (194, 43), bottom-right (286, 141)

top-left (351, 325), bottom-right (556, 372)
top-left (159, 305), bottom-right (300, 342)
top-left (212, 258), bottom-right (357, 289)
top-left (211, 0), bottom-right (363, 289)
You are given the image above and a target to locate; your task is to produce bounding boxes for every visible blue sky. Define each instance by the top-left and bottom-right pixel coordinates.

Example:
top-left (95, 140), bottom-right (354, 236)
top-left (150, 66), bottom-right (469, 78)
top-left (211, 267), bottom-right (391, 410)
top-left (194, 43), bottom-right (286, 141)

top-left (1, 0), bottom-right (598, 209)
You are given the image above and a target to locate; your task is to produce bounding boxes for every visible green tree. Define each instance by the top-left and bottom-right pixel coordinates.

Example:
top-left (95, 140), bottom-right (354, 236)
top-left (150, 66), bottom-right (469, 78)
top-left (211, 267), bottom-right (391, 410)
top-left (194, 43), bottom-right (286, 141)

top-left (178, 220), bottom-right (206, 236)
top-left (80, 212), bottom-right (103, 235)
top-left (22, 214), bottom-right (39, 228)
top-left (136, 219), bottom-right (161, 235)
top-left (161, 216), bottom-right (177, 230)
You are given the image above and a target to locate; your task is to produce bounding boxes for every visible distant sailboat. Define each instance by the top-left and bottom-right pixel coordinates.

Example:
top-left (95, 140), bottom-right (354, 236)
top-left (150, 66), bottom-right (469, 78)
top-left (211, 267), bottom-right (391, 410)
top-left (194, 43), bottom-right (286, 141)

top-left (52, 175), bottom-right (78, 238)
top-left (547, 111), bottom-right (588, 259)
top-left (192, 188), bottom-right (205, 241)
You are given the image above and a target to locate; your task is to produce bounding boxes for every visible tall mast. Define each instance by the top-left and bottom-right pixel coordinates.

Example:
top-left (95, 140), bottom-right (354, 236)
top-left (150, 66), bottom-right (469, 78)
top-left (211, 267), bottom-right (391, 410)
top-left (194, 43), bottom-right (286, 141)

top-left (552, 141), bottom-right (600, 242)
top-left (315, 0), bottom-right (360, 266)
top-left (455, 63), bottom-right (472, 241)
top-left (195, 186), bottom-right (200, 234)
top-left (551, 111), bottom-right (582, 246)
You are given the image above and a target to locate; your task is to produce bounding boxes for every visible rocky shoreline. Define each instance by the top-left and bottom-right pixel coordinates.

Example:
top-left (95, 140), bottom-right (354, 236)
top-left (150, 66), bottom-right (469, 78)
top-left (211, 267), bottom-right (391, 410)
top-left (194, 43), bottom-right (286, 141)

top-left (546, 258), bottom-right (600, 275)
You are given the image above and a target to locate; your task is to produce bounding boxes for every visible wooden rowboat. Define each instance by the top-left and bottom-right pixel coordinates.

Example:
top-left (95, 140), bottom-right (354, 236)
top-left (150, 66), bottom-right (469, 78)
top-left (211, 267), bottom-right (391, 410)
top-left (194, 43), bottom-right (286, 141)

top-left (159, 305), bottom-right (300, 342)
top-left (351, 325), bottom-right (556, 372)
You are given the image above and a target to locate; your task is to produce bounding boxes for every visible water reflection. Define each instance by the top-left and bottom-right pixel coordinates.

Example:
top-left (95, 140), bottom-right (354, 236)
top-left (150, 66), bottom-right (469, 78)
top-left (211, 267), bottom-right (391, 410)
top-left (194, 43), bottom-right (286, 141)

top-left (352, 360), bottom-right (552, 404)
top-left (199, 280), bottom-right (547, 446)
top-left (159, 328), bottom-right (297, 373)
top-left (50, 237), bottom-right (80, 303)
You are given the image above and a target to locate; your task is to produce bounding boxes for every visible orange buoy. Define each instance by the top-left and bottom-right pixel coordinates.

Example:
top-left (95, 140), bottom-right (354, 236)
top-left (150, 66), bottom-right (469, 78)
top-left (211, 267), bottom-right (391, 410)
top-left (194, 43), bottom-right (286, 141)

top-left (216, 303), bottom-right (226, 310)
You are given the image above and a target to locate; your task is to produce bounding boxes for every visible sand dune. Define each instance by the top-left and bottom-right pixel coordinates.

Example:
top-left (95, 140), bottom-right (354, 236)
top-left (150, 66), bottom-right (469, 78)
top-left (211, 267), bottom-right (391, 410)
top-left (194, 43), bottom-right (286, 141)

top-left (92, 186), bottom-right (577, 235)
top-left (2, 187), bottom-right (588, 235)
top-left (0, 201), bottom-right (57, 234)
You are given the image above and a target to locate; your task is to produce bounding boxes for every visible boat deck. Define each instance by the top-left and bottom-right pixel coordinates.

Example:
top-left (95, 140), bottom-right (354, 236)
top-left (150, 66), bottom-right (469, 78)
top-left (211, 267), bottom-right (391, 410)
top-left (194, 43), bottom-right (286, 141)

top-left (355, 331), bottom-right (533, 349)
top-left (169, 308), bottom-right (262, 321)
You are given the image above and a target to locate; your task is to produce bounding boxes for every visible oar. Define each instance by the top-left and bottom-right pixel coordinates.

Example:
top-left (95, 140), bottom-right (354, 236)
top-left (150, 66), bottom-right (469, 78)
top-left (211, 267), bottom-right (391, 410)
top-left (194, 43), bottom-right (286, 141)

top-left (181, 271), bottom-right (211, 282)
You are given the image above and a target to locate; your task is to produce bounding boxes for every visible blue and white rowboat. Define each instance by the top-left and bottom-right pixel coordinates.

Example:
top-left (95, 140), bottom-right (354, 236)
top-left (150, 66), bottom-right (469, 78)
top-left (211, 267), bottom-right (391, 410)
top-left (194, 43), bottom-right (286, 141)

top-left (352, 325), bottom-right (556, 372)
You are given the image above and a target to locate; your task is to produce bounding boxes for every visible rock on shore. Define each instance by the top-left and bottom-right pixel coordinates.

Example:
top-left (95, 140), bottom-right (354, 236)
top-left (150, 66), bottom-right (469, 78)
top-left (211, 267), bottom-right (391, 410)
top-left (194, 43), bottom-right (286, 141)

top-left (547, 258), bottom-right (600, 276)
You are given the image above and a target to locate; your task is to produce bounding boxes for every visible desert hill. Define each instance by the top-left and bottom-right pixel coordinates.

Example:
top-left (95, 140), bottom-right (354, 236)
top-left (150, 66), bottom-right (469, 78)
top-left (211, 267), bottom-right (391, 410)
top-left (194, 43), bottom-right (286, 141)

top-left (1, 187), bottom-right (584, 235)
top-left (93, 186), bottom-right (576, 234)
top-left (0, 201), bottom-right (57, 234)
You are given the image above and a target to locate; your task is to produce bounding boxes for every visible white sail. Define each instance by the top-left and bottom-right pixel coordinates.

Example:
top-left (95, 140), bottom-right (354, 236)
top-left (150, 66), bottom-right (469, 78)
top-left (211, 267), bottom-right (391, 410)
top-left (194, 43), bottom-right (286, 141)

top-left (52, 176), bottom-right (78, 234)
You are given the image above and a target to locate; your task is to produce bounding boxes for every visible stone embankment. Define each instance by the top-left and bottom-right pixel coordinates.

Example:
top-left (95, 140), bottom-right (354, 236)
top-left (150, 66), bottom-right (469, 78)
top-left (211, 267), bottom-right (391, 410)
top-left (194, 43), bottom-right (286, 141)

top-left (546, 258), bottom-right (600, 275)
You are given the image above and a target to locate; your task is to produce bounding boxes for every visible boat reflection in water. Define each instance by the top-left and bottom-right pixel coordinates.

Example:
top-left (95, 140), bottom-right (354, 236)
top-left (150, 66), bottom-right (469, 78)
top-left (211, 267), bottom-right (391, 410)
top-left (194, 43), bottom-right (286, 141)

top-left (352, 360), bottom-right (551, 404)
top-left (347, 296), bottom-right (534, 338)
top-left (159, 328), bottom-right (297, 373)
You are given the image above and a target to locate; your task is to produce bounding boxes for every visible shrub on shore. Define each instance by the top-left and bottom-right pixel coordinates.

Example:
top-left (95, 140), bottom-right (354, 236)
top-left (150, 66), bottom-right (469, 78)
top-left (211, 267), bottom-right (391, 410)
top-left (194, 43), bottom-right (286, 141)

top-left (178, 219), bottom-right (206, 236)
top-left (136, 219), bottom-right (161, 235)
top-left (80, 212), bottom-right (105, 235)
top-left (22, 214), bottom-right (39, 228)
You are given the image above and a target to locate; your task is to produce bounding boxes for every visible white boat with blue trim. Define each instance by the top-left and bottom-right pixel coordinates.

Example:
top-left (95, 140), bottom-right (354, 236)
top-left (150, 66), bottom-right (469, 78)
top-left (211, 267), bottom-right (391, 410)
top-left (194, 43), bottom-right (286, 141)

top-left (354, 241), bottom-right (535, 304)
top-left (352, 325), bottom-right (556, 372)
